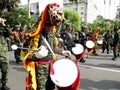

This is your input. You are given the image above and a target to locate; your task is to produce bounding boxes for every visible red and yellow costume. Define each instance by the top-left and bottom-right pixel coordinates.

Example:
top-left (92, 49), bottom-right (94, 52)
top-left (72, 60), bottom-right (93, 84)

top-left (22, 3), bottom-right (80, 90)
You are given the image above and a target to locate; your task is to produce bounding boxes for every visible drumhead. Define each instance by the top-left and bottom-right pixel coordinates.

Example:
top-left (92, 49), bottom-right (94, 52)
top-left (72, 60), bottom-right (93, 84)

top-left (72, 44), bottom-right (84, 55)
top-left (97, 39), bottom-right (103, 45)
top-left (86, 40), bottom-right (94, 48)
top-left (50, 59), bottom-right (78, 87)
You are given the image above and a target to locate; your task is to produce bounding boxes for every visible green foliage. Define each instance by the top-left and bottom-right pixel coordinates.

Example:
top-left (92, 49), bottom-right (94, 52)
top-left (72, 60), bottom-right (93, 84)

top-left (87, 15), bottom-right (120, 34)
top-left (63, 10), bottom-right (81, 31)
top-left (0, 8), bottom-right (35, 29)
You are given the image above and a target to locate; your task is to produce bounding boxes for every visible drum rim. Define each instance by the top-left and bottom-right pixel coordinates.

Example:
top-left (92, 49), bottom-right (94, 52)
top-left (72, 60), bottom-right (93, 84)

top-left (50, 59), bottom-right (78, 87)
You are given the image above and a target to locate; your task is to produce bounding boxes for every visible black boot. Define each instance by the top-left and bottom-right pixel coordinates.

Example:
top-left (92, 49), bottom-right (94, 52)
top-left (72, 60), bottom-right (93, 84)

top-left (79, 58), bottom-right (86, 63)
top-left (16, 59), bottom-right (22, 64)
top-left (1, 84), bottom-right (10, 90)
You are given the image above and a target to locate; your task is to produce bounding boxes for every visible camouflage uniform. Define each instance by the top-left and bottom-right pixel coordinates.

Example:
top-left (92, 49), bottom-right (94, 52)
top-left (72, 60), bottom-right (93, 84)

top-left (0, 35), bottom-right (9, 87)
top-left (102, 30), bottom-right (111, 54)
top-left (26, 31), bottom-right (56, 90)
top-left (24, 3), bottom-right (66, 90)
top-left (36, 32), bottom-right (55, 90)
top-left (12, 26), bottom-right (22, 63)
top-left (112, 28), bottom-right (119, 60)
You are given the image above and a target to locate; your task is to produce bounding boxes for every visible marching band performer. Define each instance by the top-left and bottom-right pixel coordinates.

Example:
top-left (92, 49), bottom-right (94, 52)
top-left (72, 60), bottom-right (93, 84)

top-left (92, 27), bottom-right (101, 55)
top-left (86, 30), bottom-right (94, 58)
top-left (78, 25), bottom-right (87, 62)
top-left (22, 3), bottom-right (72, 90)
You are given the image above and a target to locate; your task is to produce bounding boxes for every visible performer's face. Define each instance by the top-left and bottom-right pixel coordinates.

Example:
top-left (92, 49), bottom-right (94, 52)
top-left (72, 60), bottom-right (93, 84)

top-left (44, 25), bottom-right (52, 34)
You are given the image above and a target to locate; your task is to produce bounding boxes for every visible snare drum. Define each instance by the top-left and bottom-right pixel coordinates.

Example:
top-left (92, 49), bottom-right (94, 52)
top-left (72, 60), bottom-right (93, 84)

top-left (72, 44), bottom-right (84, 60)
top-left (50, 59), bottom-right (79, 87)
top-left (97, 39), bottom-right (103, 45)
top-left (86, 40), bottom-right (94, 52)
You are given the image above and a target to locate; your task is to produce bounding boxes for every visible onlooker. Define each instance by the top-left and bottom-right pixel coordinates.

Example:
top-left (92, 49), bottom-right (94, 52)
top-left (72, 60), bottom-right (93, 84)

top-left (112, 27), bottom-right (119, 60)
top-left (0, 18), bottom-right (10, 90)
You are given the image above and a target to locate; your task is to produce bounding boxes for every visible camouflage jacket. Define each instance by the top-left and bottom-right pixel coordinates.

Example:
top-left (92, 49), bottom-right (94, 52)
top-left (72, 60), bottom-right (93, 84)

top-left (0, 35), bottom-right (8, 62)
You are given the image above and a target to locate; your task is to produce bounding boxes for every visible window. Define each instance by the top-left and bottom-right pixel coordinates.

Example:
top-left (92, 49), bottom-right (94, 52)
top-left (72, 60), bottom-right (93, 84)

top-left (81, 12), bottom-right (84, 15)
top-left (64, 0), bottom-right (67, 2)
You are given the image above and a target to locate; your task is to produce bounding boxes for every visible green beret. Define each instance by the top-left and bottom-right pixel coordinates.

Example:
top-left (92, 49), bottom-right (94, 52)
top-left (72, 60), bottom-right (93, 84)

top-left (15, 24), bottom-right (21, 28)
top-left (82, 24), bottom-right (87, 29)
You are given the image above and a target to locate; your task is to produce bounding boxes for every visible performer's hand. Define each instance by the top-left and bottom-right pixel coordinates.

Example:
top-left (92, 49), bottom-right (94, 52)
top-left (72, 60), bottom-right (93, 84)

top-left (25, 33), bottom-right (29, 37)
top-left (0, 19), bottom-right (6, 26)
top-left (62, 50), bottom-right (71, 57)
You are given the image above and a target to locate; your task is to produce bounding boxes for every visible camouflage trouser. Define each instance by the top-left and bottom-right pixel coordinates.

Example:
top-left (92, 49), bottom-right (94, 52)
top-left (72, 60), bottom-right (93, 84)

top-left (14, 48), bottom-right (21, 62)
top-left (0, 60), bottom-right (9, 86)
top-left (36, 64), bottom-right (49, 90)
top-left (113, 45), bottom-right (119, 58)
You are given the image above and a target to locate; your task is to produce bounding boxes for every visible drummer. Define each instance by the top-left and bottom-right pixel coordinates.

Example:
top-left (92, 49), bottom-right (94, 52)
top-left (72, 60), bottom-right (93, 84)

top-left (22, 3), bottom-right (71, 90)
top-left (78, 24), bottom-right (87, 63)
top-left (61, 23), bottom-right (75, 51)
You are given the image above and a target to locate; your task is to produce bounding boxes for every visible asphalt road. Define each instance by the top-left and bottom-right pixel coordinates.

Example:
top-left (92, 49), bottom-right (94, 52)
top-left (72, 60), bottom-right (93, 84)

top-left (6, 49), bottom-right (120, 90)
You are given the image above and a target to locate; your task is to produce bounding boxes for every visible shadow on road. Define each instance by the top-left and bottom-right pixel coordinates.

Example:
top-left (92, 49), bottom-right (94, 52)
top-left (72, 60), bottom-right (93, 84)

top-left (9, 60), bottom-right (26, 72)
top-left (80, 78), bottom-right (120, 90)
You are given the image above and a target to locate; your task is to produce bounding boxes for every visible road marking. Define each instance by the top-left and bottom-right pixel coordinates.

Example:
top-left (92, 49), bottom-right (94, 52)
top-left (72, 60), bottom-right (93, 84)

top-left (79, 64), bottom-right (120, 73)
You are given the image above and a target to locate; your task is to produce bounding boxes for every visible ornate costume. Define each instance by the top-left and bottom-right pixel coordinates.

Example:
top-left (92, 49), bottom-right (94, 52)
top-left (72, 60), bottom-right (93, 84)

top-left (92, 28), bottom-right (101, 55)
top-left (22, 3), bottom-right (66, 90)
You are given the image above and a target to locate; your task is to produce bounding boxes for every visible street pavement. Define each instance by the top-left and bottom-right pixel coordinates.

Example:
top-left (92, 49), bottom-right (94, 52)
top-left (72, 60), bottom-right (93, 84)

top-left (6, 49), bottom-right (120, 90)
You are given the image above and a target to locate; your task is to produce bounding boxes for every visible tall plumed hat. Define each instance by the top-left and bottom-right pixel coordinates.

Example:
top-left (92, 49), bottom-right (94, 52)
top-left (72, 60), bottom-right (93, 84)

top-left (28, 3), bottom-right (65, 37)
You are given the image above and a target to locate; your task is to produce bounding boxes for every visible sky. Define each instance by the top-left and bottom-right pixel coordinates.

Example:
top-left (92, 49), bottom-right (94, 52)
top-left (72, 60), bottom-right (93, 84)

top-left (97, 0), bottom-right (120, 19)
top-left (20, 0), bottom-right (119, 20)
top-left (20, 0), bottom-right (63, 13)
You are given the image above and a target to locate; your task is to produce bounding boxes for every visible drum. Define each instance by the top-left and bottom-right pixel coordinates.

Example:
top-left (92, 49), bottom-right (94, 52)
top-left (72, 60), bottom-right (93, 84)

top-left (97, 39), bottom-right (103, 45)
top-left (86, 40), bottom-right (94, 52)
top-left (50, 59), bottom-right (78, 87)
top-left (72, 44), bottom-right (84, 60)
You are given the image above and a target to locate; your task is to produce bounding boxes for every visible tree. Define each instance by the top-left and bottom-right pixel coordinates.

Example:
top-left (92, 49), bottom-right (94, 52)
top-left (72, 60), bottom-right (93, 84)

top-left (0, 0), bottom-right (20, 12)
top-left (0, 8), bottom-right (35, 29)
top-left (63, 10), bottom-right (81, 31)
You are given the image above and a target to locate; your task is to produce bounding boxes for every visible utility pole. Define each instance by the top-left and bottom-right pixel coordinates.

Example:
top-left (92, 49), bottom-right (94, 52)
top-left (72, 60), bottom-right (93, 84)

top-left (28, 0), bottom-right (30, 18)
top-left (84, 0), bottom-right (88, 24)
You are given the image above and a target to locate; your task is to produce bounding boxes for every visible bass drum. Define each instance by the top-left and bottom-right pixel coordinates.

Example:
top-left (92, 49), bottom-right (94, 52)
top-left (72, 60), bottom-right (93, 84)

top-left (50, 59), bottom-right (79, 87)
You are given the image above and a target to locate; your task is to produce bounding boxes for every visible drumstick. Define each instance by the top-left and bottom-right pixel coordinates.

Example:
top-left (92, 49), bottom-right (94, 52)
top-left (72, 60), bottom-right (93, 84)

top-left (41, 34), bottom-right (55, 56)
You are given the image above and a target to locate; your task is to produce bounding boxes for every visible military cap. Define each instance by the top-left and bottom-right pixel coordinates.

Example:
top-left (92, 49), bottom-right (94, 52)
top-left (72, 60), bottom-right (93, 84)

top-left (15, 24), bottom-right (21, 28)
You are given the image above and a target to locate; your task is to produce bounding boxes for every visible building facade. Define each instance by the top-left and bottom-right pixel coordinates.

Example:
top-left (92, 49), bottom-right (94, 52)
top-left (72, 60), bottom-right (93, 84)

top-left (115, 3), bottom-right (120, 21)
top-left (63, 0), bottom-right (99, 23)
top-left (19, 0), bottom-right (63, 18)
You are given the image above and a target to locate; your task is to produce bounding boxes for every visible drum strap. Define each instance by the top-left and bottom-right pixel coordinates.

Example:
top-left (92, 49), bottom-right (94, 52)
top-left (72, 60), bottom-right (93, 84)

top-left (41, 34), bottom-right (55, 56)
top-left (35, 60), bottom-right (55, 74)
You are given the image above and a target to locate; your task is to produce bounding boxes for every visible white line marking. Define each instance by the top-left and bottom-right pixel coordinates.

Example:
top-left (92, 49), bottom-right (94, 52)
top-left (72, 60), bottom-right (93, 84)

top-left (79, 64), bottom-right (120, 73)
